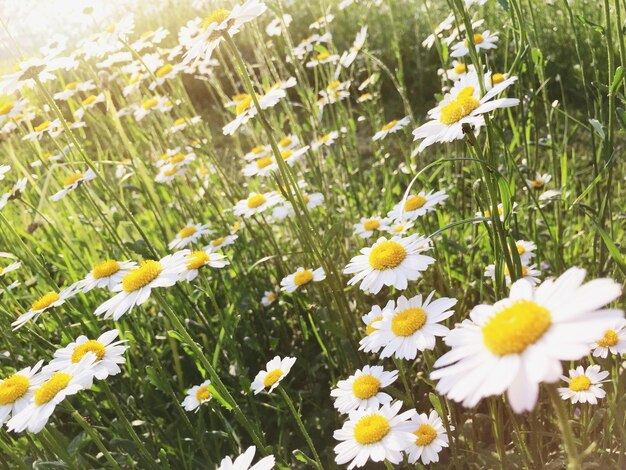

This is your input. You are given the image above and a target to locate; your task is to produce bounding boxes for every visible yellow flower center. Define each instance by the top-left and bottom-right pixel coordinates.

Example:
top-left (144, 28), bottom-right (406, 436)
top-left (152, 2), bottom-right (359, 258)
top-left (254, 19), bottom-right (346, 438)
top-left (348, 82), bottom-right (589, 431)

top-left (92, 259), bottom-right (121, 279)
top-left (484, 206), bottom-right (504, 218)
top-left (143, 98), bottom-right (159, 110)
top-left (381, 120), bottom-right (398, 131)
top-left (211, 237), bottom-right (226, 247)
top-left (170, 154), bottom-right (185, 164)
top-left (251, 145), bottom-right (265, 154)
top-left (392, 307), bottom-right (427, 336)
top-left (34, 121), bottom-right (50, 132)
top-left (82, 95), bottom-right (97, 107)
top-left (440, 86), bottom-right (481, 125)
top-left (34, 372), bottom-right (72, 405)
top-left (597, 329), bottom-right (618, 347)
top-left (482, 300), bottom-right (551, 355)
top-left (491, 73), bottom-right (505, 84)
top-left (393, 225), bottom-right (404, 233)
top-left (317, 134), bottom-right (330, 143)
top-left (63, 172), bottom-right (84, 187)
top-left (569, 375), bottom-right (592, 392)
top-left (71, 340), bottom-right (106, 363)
top-left (327, 80), bottom-right (341, 91)
top-left (278, 136), bottom-right (292, 147)
top-left (129, 73), bottom-right (141, 84)
top-left (414, 424), bottom-right (437, 446)
top-left (0, 102), bottom-right (13, 115)
top-left (31, 292), bottom-right (60, 311)
top-left (368, 240), bottom-right (407, 270)
top-left (164, 167), bottom-right (179, 177)
top-left (203, 8), bottom-right (230, 29)
top-left (294, 269), bottom-right (314, 286)
top-left (195, 385), bottom-right (211, 401)
top-left (122, 260), bottom-right (163, 292)
top-left (516, 244), bottom-right (525, 255)
top-left (465, 33), bottom-right (484, 46)
top-left (359, 93), bottom-right (372, 100)
top-left (281, 149), bottom-right (293, 160)
top-left (106, 23), bottom-right (116, 33)
top-left (247, 194), bottom-right (267, 209)
top-left (236, 95), bottom-right (252, 115)
top-left (178, 226), bottom-right (198, 238)
top-left (266, 293), bottom-right (276, 302)
top-left (174, 117), bottom-right (187, 126)
top-left (351, 375), bottom-right (381, 399)
top-left (156, 64), bottom-right (173, 78)
top-left (453, 63), bottom-right (467, 74)
top-left (0, 374), bottom-right (30, 405)
top-left (363, 219), bottom-right (380, 231)
top-left (531, 180), bottom-right (544, 189)
top-left (366, 316), bottom-right (383, 335)
top-left (353, 414), bottom-right (391, 445)
top-left (186, 251), bottom-right (210, 270)
top-left (256, 156), bottom-right (273, 169)
top-left (263, 369), bottom-right (283, 388)
top-left (404, 195), bottom-right (427, 211)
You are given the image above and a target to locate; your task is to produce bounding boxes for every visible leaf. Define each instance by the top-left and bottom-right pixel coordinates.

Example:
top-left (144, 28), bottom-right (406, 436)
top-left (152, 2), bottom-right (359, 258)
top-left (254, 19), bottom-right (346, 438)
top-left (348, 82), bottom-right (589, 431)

top-left (588, 119), bottom-right (605, 140)
top-left (611, 66), bottom-right (624, 94)
top-left (616, 107), bottom-right (626, 131)
top-left (575, 15), bottom-right (606, 34)
top-left (531, 48), bottom-right (543, 67)
top-left (588, 218), bottom-right (626, 275)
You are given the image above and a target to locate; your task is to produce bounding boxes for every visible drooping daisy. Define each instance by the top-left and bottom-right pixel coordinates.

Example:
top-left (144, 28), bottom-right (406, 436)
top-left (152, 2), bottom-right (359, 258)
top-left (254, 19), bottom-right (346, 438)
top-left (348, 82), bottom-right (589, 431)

top-left (251, 356), bottom-right (296, 394)
top-left (311, 130), bottom-right (340, 150)
top-left (73, 93), bottom-right (105, 119)
top-left (514, 240), bottom-right (537, 264)
top-left (179, 249), bottom-right (229, 282)
top-left (45, 330), bottom-right (128, 380)
top-left (387, 190), bottom-right (448, 222)
top-left (75, 260), bottom-right (137, 293)
top-left (527, 172), bottom-right (552, 190)
top-left (343, 234), bottom-right (435, 294)
top-left (280, 267), bottom-right (325, 293)
top-left (333, 401), bottom-right (416, 469)
top-left (331, 365), bottom-right (398, 414)
top-left (217, 446), bottom-right (275, 470)
top-left (318, 79), bottom-right (351, 109)
top-left (0, 361), bottom-right (43, 425)
top-left (233, 192), bottom-right (282, 218)
top-left (450, 31), bottom-right (499, 58)
top-left (22, 119), bottom-right (61, 141)
top-left (484, 263), bottom-right (541, 286)
top-left (0, 178), bottom-right (27, 210)
top-left (352, 217), bottom-right (389, 239)
top-left (182, 380), bottom-right (213, 412)
top-left (431, 268), bottom-right (623, 413)
top-left (592, 319), bottom-right (626, 358)
top-left (412, 71), bottom-right (519, 153)
top-left (50, 169), bottom-right (97, 202)
top-left (94, 252), bottom-right (188, 320)
top-left (12, 287), bottom-right (75, 329)
top-left (222, 87), bottom-right (287, 135)
top-left (372, 117), bottom-right (410, 141)
top-left (406, 410), bottom-right (449, 465)
top-left (206, 234), bottom-right (238, 253)
top-left (558, 365), bottom-right (609, 405)
top-left (340, 26), bottom-right (368, 68)
top-left (306, 49), bottom-right (340, 68)
top-left (361, 292), bottom-right (456, 359)
top-left (261, 290), bottom-right (278, 306)
top-left (0, 260), bottom-right (21, 277)
top-left (169, 223), bottom-right (211, 250)
top-left (7, 354), bottom-right (96, 434)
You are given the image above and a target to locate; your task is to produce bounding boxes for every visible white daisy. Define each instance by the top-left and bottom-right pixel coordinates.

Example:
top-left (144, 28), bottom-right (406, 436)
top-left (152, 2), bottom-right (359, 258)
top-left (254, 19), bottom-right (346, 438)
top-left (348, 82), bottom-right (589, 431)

top-left (280, 267), bottom-right (325, 293)
top-left (330, 365), bottom-right (398, 414)
top-left (0, 360), bottom-right (44, 425)
top-left (340, 26), bottom-right (368, 68)
top-left (169, 223), bottom-right (211, 250)
top-left (431, 268), bottom-right (623, 413)
top-left (387, 190), bottom-right (448, 222)
top-left (261, 290), bottom-right (278, 306)
top-left (12, 287), bottom-right (75, 330)
top-left (243, 156), bottom-right (278, 177)
top-left (75, 260), bottom-right (137, 293)
top-left (233, 192), bottom-right (282, 218)
top-left (50, 169), bottom-right (97, 202)
top-left (444, 60), bottom-right (474, 81)
top-left (353, 216), bottom-right (390, 239)
top-left (251, 356), bottom-right (296, 394)
top-left (476, 202), bottom-right (518, 222)
top-left (527, 172), bottom-right (552, 190)
top-left (306, 50), bottom-right (340, 68)
top-left (0, 178), bottom-right (27, 210)
top-left (205, 234), bottom-right (238, 253)
top-left (179, 249), bottom-right (229, 282)
top-left (484, 263), bottom-right (542, 287)
top-left (217, 446), bottom-right (275, 470)
top-left (361, 300), bottom-right (395, 337)
top-left (244, 144), bottom-right (270, 161)
top-left (514, 240), bottom-right (537, 264)
top-left (406, 410), bottom-right (449, 465)
top-left (450, 31), bottom-right (499, 58)
top-left (0, 260), bottom-right (21, 277)
top-left (372, 117), bottom-right (410, 141)
top-left (386, 221), bottom-right (415, 236)
top-left (266, 14), bottom-right (292, 37)
top-left (311, 131), bottom-right (339, 151)
top-left (592, 319), bottom-right (626, 358)
top-left (558, 365), bottom-right (609, 405)
top-left (182, 380), bottom-right (213, 412)
top-left (73, 92), bottom-right (105, 119)
top-left (223, 87), bottom-right (287, 135)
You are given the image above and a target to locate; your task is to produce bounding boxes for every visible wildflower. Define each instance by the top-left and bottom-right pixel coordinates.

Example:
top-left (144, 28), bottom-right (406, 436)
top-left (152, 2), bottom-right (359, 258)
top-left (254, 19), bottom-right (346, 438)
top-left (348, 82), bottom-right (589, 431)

top-left (592, 320), bottom-right (626, 358)
top-left (133, 96), bottom-right (173, 121)
top-left (0, 260), bottom-right (21, 277)
top-left (243, 156), bottom-right (278, 177)
top-left (223, 86), bottom-right (288, 135)
top-left (182, 380), bottom-right (213, 412)
top-left (527, 172), bottom-right (552, 189)
top-left (179, 248), bottom-right (229, 282)
top-left (514, 240), bottom-right (537, 264)
top-left (233, 192), bottom-right (282, 218)
top-left (361, 301), bottom-right (394, 337)
top-left (261, 290), bottom-right (278, 306)
top-left (76, 259), bottom-right (137, 293)
top-left (387, 190), bottom-right (448, 222)
top-left (306, 49), bottom-right (340, 68)
top-left (206, 234), bottom-right (238, 253)
top-left (0, 178), bottom-right (27, 210)
top-left (272, 191), bottom-right (324, 220)
top-left (476, 202), bottom-right (518, 222)
top-left (251, 356), bottom-right (296, 394)
top-left (50, 169), bottom-right (97, 202)
top-left (292, 33), bottom-right (332, 59)
top-left (217, 446), bottom-right (275, 470)
top-left (266, 14), bottom-right (292, 37)
top-left (169, 223), bottom-right (211, 250)
top-left (372, 116), bottom-right (410, 141)
top-left (450, 31), bottom-right (499, 58)
top-left (406, 411), bottom-right (449, 465)
top-left (0, 98), bottom-right (27, 125)
top-left (431, 268), bottom-right (623, 413)
top-left (150, 63), bottom-right (186, 89)
top-left (386, 220), bottom-right (415, 236)
top-left (0, 54), bottom-right (76, 95)
top-left (331, 365), bottom-right (398, 414)
top-left (484, 263), bottom-right (541, 286)
top-left (167, 115), bottom-right (202, 133)
top-left (558, 365), bottom-right (609, 404)
top-left (353, 216), bottom-right (390, 239)
top-left (244, 144), bottom-right (269, 161)
top-left (343, 234), bottom-right (435, 294)
top-left (340, 26), bottom-right (368, 68)
top-left (280, 267), bottom-right (326, 293)
top-left (0, 361), bottom-right (43, 425)
top-left (12, 288), bottom-right (75, 329)
top-left (444, 60), bottom-right (473, 80)
top-left (318, 79), bottom-right (351, 109)
top-left (73, 92), bottom-right (105, 119)
top-left (311, 130), bottom-right (339, 150)
top-left (22, 118), bottom-right (61, 141)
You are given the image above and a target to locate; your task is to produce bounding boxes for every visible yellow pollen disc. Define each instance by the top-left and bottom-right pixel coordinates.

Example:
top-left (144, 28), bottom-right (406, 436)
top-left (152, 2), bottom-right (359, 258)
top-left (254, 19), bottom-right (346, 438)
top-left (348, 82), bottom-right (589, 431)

top-left (440, 86), bottom-right (481, 125)
top-left (236, 95), bottom-right (252, 115)
top-left (0, 374), bottom-right (30, 405)
top-left (368, 240), bottom-right (407, 270)
top-left (381, 120), bottom-right (398, 131)
top-left (281, 150), bottom-right (293, 160)
top-left (256, 157), bottom-right (273, 169)
top-left (34, 121), bottom-right (50, 132)
top-left (531, 180), bottom-right (544, 188)
top-left (71, 340), bottom-right (106, 363)
top-left (278, 136), bottom-right (292, 147)
top-left (63, 172), bottom-right (84, 187)
top-left (178, 226), bottom-right (198, 238)
top-left (351, 375), bottom-right (381, 399)
top-left (404, 195), bottom-right (427, 211)
top-left (106, 23), bottom-right (116, 33)
top-left (392, 307), bottom-right (427, 336)
top-left (251, 145), bottom-right (265, 154)
top-left (294, 270), bottom-right (314, 286)
top-left (303, 195), bottom-right (310, 204)
top-left (122, 260), bottom-right (163, 292)
top-left (247, 194), bottom-right (267, 209)
top-left (174, 117), bottom-right (187, 126)
top-left (32, 292), bottom-right (60, 311)
top-left (0, 103), bottom-right (14, 115)
top-left (186, 251), bottom-right (210, 270)
top-left (143, 98), bottom-right (159, 110)
top-left (521, 266), bottom-right (528, 276)
top-left (482, 300), bottom-right (551, 355)
top-left (491, 73), bottom-right (505, 84)
top-left (0, 267), bottom-right (3, 274)
top-left (465, 33), bottom-right (485, 46)
top-left (164, 167), bottom-right (179, 177)
top-left (140, 30), bottom-right (153, 39)
top-left (360, 93), bottom-right (372, 100)
top-left (156, 64), bottom-right (173, 78)
top-left (195, 385), bottom-right (211, 401)
top-left (263, 369), bottom-right (283, 388)
top-left (414, 424), bottom-right (437, 446)
top-left (363, 219), bottom-right (380, 231)
top-left (92, 259), bottom-right (120, 279)
top-left (453, 63), bottom-right (467, 74)
top-left (597, 329), bottom-right (618, 347)
top-left (317, 51), bottom-right (330, 61)
top-left (366, 316), bottom-right (383, 335)
top-left (569, 375), bottom-right (591, 392)
top-left (353, 414), bottom-right (391, 445)
top-left (267, 293), bottom-right (276, 302)
top-left (34, 372), bottom-right (72, 405)
top-left (516, 244), bottom-right (525, 255)
top-left (82, 95), bottom-right (97, 107)
top-left (170, 154), bottom-right (185, 164)
top-left (393, 225), bottom-right (404, 233)
top-left (203, 8), bottom-right (230, 29)
top-left (129, 73), bottom-right (141, 84)
top-left (327, 80), bottom-right (341, 91)
top-left (318, 134), bottom-right (330, 143)
top-left (211, 237), bottom-right (226, 247)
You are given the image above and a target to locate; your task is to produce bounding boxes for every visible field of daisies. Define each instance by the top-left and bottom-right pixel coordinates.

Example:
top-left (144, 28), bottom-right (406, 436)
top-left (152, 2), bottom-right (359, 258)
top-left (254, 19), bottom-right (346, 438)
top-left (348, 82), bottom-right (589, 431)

top-left (0, 0), bottom-right (625, 468)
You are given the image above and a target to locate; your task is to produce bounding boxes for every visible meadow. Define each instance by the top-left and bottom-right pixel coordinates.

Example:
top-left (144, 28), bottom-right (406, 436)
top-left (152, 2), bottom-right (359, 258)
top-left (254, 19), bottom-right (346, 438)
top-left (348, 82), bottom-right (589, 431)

top-left (0, 0), bottom-right (625, 468)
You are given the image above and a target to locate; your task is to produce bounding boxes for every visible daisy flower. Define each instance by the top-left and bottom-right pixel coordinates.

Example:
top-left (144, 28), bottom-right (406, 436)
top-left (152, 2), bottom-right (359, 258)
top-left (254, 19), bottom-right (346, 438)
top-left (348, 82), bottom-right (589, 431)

top-left (251, 356), bottom-right (296, 394)
top-left (592, 319), bottom-right (626, 358)
top-left (311, 130), bottom-right (339, 150)
top-left (386, 221), bottom-right (415, 236)
top-left (155, 165), bottom-right (187, 184)
top-left (223, 87), bottom-right (287, 135)
top-left (182, 380), bottom-right (213, 412)
top-left (353, 216), bottom-right (390, 239)
top-left (406, 410), bottom-right (449, 465)
top-left (261, 290), bottom-right (278, 306)
top-left (73, 93), bottom-right (105, 119)
top-left (23, 119), bottom-right (61, 141)
top-left (94, 252), bottom-right (188, 320)
top-left (50, 169), bottom-right (97, 202)
top-left (318, 80), bottom-right (351, 108)
top-left (206, 234), bottom-right (238, 253)
top-left (217, 446), bottom-right (275, 470)
top-left (266, 13), bottom-right (292, 37)
top-left (167, 115), bottom-right (202, 133)
top-left (133, 96), bottom-right (173, 121)
top-left (450, 31), bottom-right (499, 58)
top-left (476, 202), bottom-right (518, 222)
top-left (278, 146), bottom-right (309, 167)
top-left (372, 117), bottom-right (410, 141)
top-left (412, 71), bottom-right (519, 153)
top-left (75, 260), bottom-right (137, 293)
top-left (431, 268), bottom-right (623, 413)
top-left (0, 361), bottom-right (44, 425)
top-left (149, 63), bottom-right (186, 89)
top-left (12, 287), bottom-right (75, 330)
top-left (340, 26), bottom-right (368, 68)
top-left (0, 98), bottom-right (27, 125)
top-left (387, 190), bottom-right (448, 222)
top-left (7, 354), bottom-right (96, 434)
top-left (0, 54), bottom-right (76, 95)
top-left (0, 260), bottom-right (21, 277)
top-left (444, 60), bottom-right (473, 80)
top-left (360, 292), bottom-right (456, 359)
top-left (45, 330), bottom-right (128, 380)
top-left (0, 178), bottom-right (27, 210)
top-left (233, 192), bottom-right (282, 218)
top-left (306, 50), bottom-right (340, 68)
top-left (243, 156), bottom-right (277, 177)
top-left (484, 263), bottom-right (542, 286)
top-left (272, 192), bottom-right (324, 220)
top-left (343, 234), bottom-right (435, 294)
top-left (309, 14), bottom-right (334, 30)
top-left (244, 144), bottom-right (269, 161)
top-left (333, 401), bottom-right (416, 469)
top-left (558, 365), bottom-right (609, 404)
top-left (527, 172), bottom-right (552, 189)
top-left (169, 223), bottom-right (211, 250)
top-left (330, 365), bottom-right (398, 414)
top-left (280, 267), bottom-right (325, 293)
top-left (179, 249), bottom-right (229, 282)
